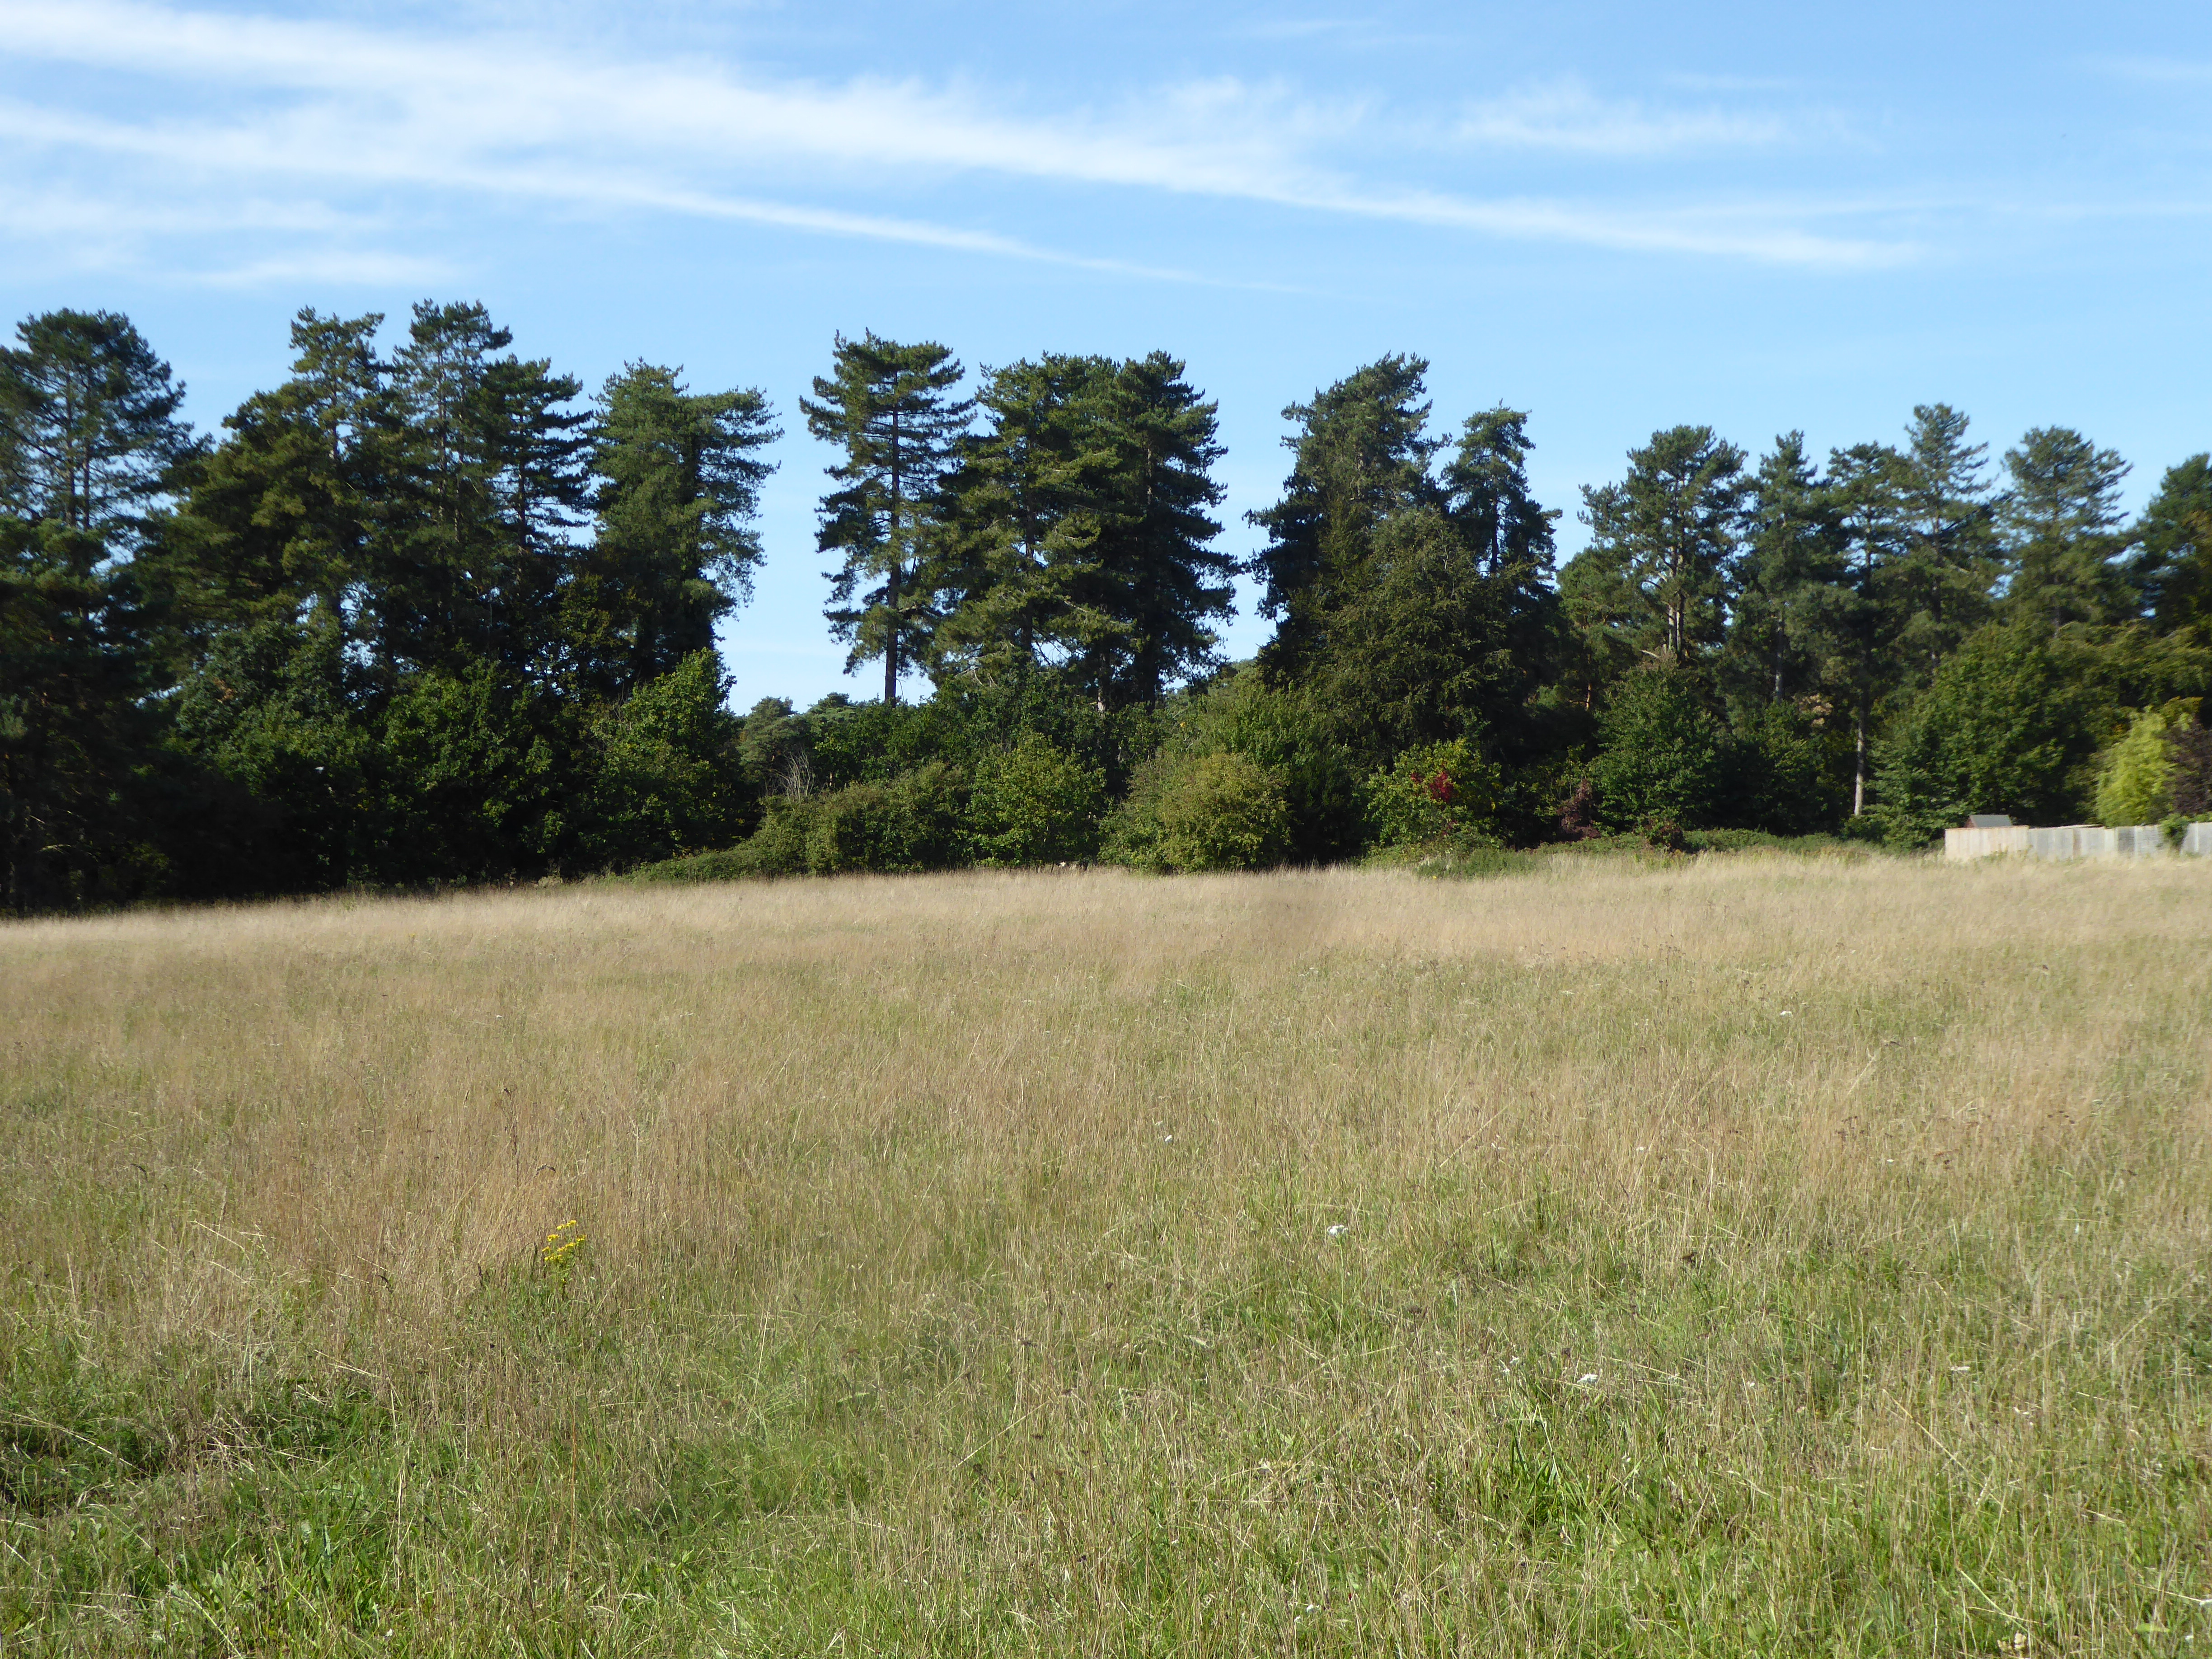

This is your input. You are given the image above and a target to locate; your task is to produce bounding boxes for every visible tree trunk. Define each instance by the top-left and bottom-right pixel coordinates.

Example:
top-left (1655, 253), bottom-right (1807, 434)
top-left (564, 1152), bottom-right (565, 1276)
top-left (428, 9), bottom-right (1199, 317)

top-left (1852, 707), bottom-right (1867, 818)
top-left (886, 411), bottom-right (903, 706)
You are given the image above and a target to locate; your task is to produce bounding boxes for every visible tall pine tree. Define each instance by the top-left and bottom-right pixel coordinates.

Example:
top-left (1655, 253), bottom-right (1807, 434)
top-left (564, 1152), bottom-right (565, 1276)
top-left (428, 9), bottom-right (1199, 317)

top-left (1999, 426), bottom-right (2132, 631)
top-left (0, 310), bottom-right (197, 909)
top-left (567, 362), bottom-right (778, 698)
top-left (378, 301), bottom-right (589, 681)
top-left (1071, 353), bottom-right (1231, 709)
top-left (801, 333), bottom-right (971, 705)
top-left (1247, 355), bottom-right (1439, 681)
top-left (1891, 403), bottom-right (1997, 684)
top-left (1573, 425), bottom-right (1748, 669)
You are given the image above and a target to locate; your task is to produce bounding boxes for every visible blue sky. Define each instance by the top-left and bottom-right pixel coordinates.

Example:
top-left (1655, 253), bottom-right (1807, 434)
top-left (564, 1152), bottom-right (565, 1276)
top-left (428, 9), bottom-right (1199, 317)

top-left (4, 0), bottom-right (2208, 706)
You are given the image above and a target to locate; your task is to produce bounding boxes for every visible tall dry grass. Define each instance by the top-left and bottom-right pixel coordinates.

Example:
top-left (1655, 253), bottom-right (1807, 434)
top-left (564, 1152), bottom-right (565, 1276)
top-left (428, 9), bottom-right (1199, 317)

top-left (4, 856), bottom-right (2210, 1654)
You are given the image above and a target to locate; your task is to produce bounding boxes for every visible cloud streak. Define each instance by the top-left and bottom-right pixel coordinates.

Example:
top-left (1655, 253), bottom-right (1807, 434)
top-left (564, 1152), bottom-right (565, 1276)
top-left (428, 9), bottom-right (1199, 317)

top-left (1456, 79), bottom-right (1797, 156)
top-left (0, 0), bottom-right (1918, 277)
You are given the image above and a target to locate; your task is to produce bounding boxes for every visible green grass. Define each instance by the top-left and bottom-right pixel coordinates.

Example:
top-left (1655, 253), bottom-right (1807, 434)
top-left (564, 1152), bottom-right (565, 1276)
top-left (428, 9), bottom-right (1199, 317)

top-left (2, 861), bottom-right (2208, 1654)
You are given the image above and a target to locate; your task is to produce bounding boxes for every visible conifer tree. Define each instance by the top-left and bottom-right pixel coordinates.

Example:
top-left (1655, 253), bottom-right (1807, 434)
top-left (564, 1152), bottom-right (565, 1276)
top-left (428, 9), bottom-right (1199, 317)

top-left (1891, 403), bottom-right (1997, 683)
top-left (1247, 356), bottom-right (1439, 680)
top-left (2135, 455), bottom-right (2212, 632)
top-left (567, 363), bottom-right (778, 697)
top-left (933, 353), bottom-right (1111, 689)
top-left (0, 310), bottom-right (197, 909)
top-left (801, 333), bottom-right (971, 705)
top-left (1724, 432), bottom-right (1844, 709)
top-left (171, 309), bottom-right (392, 634)
top-left (1574, 425), bottom-right (1748, 669)
top-left (380, 301), bottom-right (589, 681)
top-left (1826, 440), bottom-right (1911, 815)
top-left (1439, 405), bottom-right (1561, 700)
top-left (1999, 426), bottom-right (2132, 631)
top-left (1072, 352), bottom-right (1231, 709)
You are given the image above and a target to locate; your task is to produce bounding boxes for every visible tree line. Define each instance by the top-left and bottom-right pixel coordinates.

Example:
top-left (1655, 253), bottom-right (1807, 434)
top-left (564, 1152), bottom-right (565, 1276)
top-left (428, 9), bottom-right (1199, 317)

top-left (3, 304), bottom-right (2208, 909)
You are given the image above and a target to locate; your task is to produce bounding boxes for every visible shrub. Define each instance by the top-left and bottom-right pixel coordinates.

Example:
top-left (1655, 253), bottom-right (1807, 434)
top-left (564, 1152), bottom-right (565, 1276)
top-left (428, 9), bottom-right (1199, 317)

top-left (2169, 722), bottom-right (2212, 818)
top-left (1363, 739), bottom-right (1502, 849)
top-left (1148, 669), bottom-right (1361, 864)
top-left (1589, 671), bottom-right (1727, 831)
top-left (583, 651), bottom-right (751, 868)
top-left (1723, 700), bottom-right (1848, 834)
top-left (1106, 752), bottom-right (1289, 872)
top-left (733, 796), bottom-right (818, 876)
top-left (965, 735), bottom-right (1105, 866)
top-left (2095, 707), bottom-right (2181, 827)
top-left (1868, 622), bottom-right (2152, 845)
top-left (807, 764), bottom-right (967, 874)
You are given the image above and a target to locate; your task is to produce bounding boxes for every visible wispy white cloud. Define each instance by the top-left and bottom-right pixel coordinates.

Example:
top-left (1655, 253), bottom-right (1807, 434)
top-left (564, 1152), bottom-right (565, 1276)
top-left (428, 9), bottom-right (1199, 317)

top-left (2094, 55), bottom-right (2212, 86)
top-left (0, 0), bottom-right (1916, 277)
top-left (1456, 79), bottom-right (1796, 156)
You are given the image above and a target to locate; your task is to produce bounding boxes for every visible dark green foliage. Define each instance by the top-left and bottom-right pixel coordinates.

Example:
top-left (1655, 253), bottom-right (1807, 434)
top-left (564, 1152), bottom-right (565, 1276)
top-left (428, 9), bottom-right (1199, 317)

top-left (937, 352), bottom-right (1232, 712)
top-left (1103, 750), bottom-right (1289, 872)
top-left (375, 301), bottom-right (592, 681)
top-left (1361, 737), bottom-right (1502, 848)
top-left (1890, 403), bottom-right (1999, 684)
top-left (965, 733), bottom-right (1106, 865)
top-left (670, 763), bottom-right (969, 878)
top-left (1872, 623), bottom-right (2104, 843)
top-left (161, 310), bottom-right (392, 638)
top-left (14, 297), bottom-right (2212, 902)
top-left (578, 650), bottom-right (752, 868)
top-left (0, 308), bottom-right (198, 555)
top-left (1141, 668), bottom-right (1360, 865)
top-left (1307, 509), bottom-right (1515, 768)
top-left (2136, 455), bottom-right (2212, 633)
top-left (1723, 700), bottom-right (1851, 835)
top-left (1245, 382), bottom-right (1556, 798)
top-left (1999, 426), bottom-right (2134, 631)
top-left (738, 695), bottom-right (817, 797)
top-left (166, 614), bottom-right (374, 892)
top-left (808, 763), bottom-right (971, 873)
top-left (377, 662), bottom-right (576, 881)
top-left (1247, 355), bottom-right (1440, 681)
top-left (802, 333), bottom-right (972, 704)
top-left (803, 694), bottom-right (970, 791)
top-left (2169, 722), bottom-right (2212, 819)
top-left (1574, 425), bottom-right (1749, 669)
top-left (1874, 621), bottom-right (2212, 844)
top-left (566, 363), bottom-right (778, 698)
top-left (0, 310), bottom-right (197, 910)
top-left (1721, 432), bottom-right (1845, 713)
top-left (1589, 670), bottom-right (1730, 830)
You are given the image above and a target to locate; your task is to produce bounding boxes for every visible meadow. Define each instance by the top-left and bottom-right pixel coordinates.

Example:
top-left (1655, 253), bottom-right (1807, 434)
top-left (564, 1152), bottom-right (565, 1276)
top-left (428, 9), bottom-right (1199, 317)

top-left (2, 855), bottom-right (2208, 1656)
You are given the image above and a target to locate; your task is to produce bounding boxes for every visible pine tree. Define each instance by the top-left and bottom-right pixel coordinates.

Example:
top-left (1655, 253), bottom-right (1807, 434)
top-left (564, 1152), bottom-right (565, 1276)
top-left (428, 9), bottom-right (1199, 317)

top-left (1891, 403), bottom-right (1997, 684)
top-left (0, 309), bottom-right (197, 560)
top-left (1724, 433), bottom-right (1844, 710)
top-left (567, 363), bottom-right (778, 697)
top-left (1439, 406), bottom-right (1560, 706)
top-left (1247, 356), bottom-right (1439, 680)
top-left (0, 310), bottom-right (197, 910)
top-left (1999, 426), bottom-right (2132, 631)
top-left (1072, 352), bottom-right (1231, 709)
top-left (379, 301), bottom-right (589, 681)
top-left (1575, 426), bottom-right (1748, 668)
top-left (801, 333), bottom-right (971, 705)
top-left (2132, 455), bottom-right (2212, 633)
top-left (933, 353), bottom-right (1111, 690)
top-left (1826, 440), bottom-right (1911, 815)
top-left (169, 309), bottom-right (393, 633)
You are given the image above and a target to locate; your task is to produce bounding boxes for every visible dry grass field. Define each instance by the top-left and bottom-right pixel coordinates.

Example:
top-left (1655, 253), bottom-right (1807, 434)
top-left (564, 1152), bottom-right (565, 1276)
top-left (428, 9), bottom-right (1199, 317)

top-left (4, 855), bottom-right (2210, 1655)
